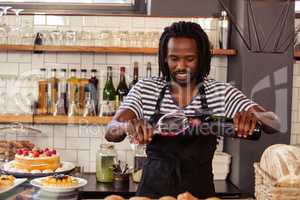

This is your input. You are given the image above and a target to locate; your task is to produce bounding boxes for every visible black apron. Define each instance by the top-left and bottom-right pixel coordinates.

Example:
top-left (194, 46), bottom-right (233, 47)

top-left (136, 84), bottom-right (217, 199)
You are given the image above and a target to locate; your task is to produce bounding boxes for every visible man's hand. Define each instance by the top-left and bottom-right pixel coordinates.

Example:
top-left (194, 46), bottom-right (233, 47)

top-left (233, 109), bottom-right (258, 138)
top-left (125, 119), bottom-right (154, 144)
top-left (233, 105), bottom-right (281, 138)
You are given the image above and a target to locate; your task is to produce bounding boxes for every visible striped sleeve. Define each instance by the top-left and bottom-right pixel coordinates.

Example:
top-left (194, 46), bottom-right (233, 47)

top-left (119, 80), bottom-right (144, 119)
top-left (224, 83), bottom-right (257, 118)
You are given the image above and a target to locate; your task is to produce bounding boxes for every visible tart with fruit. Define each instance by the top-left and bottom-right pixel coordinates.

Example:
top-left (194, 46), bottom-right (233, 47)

top-left (0, 175), bottom-right (15, 187)
top-left (41, 174), bottom-right (78, 187)
top-left (14, 148), bottom-right (60, 172)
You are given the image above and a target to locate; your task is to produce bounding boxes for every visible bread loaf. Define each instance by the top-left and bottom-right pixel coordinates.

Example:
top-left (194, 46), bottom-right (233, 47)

top-left (177, 192), bottom-right (198, 200)
top-left (159, 196), bottom-right (176, 200)
top-left (104, 195), bottom-right (125, 200)
top-left (260, 144), bottom-right (300, 186)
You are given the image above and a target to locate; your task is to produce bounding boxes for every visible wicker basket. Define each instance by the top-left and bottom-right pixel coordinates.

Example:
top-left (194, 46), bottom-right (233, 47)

top-left (254, 162), bottom-right (300, 200)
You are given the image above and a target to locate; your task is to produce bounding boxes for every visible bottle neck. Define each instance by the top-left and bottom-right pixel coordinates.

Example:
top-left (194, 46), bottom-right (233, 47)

top-left (107, 70), bottom-right (113, 81)
top-left (61, 71), bottom-right (66, 79)
top-left (91, 72), bottom-right (97, 78)
top-left (146, 68), bottom-right (151, 78)
top-left (81, 72), bottom-right (87, 79)
top-left (51, 71), bottom-right (56, 78)
top-left (133, 67), bottom-right (138, 81)
top-left (70, 71), bottom-right (76, 78)
top-left (41, 71), bottom-right (46, 79)
top-left (120, 71), bottom-right (126, 82)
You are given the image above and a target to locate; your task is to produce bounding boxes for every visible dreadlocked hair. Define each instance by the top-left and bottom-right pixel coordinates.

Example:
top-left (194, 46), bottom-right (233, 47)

top-left (158, 21), bottom-right (211, 82)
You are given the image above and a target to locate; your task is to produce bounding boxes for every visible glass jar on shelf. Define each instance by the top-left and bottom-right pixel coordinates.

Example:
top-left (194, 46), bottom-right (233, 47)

top-left (96, 144), bottom-right (117, 182)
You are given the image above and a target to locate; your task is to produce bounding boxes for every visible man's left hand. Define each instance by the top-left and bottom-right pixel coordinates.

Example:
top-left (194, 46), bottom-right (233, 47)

top-left (233, 109), bottom-right (258, 138)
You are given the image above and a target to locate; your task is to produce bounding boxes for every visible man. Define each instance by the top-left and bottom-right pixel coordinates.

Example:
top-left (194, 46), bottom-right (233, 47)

top-left (105, 21), bottom-right (280, 198)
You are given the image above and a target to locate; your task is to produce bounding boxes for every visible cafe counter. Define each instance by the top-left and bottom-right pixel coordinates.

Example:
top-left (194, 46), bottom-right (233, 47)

top-left (0, 173), bottom-right (251, 200)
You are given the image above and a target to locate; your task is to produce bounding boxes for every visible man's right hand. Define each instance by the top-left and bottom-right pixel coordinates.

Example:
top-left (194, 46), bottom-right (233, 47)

top-left (125, 119), bottom-right (154, 144)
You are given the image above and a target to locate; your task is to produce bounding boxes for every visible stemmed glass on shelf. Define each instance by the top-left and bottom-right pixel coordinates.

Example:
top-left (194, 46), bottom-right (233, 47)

top-left (9, 8), bottom-right (23, 44)
top-left (0, 6), bottom-right (11, 44)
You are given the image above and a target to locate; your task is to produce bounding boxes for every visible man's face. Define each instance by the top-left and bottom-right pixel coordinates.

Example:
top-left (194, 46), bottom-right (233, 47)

top-left (167, 37), bottom-right (199, 87)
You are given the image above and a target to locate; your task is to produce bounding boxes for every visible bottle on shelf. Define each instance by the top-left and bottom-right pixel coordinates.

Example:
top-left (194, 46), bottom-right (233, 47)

top-left (37, 68), bottom-right (48, 115)
top-left (116, 66), bottom-right (129, 105)
top-left (100, 66), bottom-right (116, 116)
top-left (89, 69), bottom-right (99, 115)
top-left (67, 69), bottom-right (79, 116)
top-left (129, 61), bottom-right (139, 90)
top-left (54, 68), bottom-right (68, 116)
top-left (83, 84), bottom-right (96, 117)
top-left (79, 69), bottom-right (89, 114)
top-left (146, 62), bottom-right (152, 78)
top-left (219, 10), bottom-right (229, 49)
top-left (47, 68), bottom-right (59, 115)
top-left (33, 32), bottom-right (43, 54)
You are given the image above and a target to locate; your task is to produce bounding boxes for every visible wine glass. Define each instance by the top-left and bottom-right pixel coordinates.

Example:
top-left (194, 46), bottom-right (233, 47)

top-left (8, 9), bottom-right (23, 44)
top-left (0, 6), bottom-right (11, 31)
top-left (0, 6), bottom-right (11, 44)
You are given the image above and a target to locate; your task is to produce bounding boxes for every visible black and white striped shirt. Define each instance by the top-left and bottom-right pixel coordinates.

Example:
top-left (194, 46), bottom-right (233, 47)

top-left (120, 76), bottom-right (257, 120)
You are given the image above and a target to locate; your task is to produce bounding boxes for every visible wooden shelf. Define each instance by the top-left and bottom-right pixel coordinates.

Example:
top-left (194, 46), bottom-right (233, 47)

top-left (0, 114), bottom-right (113, 125)
top-left (0, 115), bottom-right (34, 124)
top-left (0, 44), bottom-right (237, 56)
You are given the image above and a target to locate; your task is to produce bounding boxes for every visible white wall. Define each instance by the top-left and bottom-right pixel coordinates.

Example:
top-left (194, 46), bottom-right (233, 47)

top-left (0, 15), bottom-right (228, 172)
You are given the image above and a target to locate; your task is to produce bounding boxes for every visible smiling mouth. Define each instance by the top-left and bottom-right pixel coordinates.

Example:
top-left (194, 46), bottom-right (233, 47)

top-left (175, 72), bottom-right (190, 80)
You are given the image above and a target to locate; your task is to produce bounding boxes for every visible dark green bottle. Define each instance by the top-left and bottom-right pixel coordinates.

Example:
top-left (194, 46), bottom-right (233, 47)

top-left (102, 66), bottom-right (116, 116)
top-left (116, 66), bottom-right (129, 103)
top-left (129, 62), bottom-right (139, 90)
top-left (190, 115), bottom-right (262, 140)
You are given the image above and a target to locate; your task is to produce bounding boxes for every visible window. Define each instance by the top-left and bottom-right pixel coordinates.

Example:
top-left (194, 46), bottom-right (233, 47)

top-left (296, 1), bottom-right (300, 13)
top-left (0, 0), bottom-right (146, 15)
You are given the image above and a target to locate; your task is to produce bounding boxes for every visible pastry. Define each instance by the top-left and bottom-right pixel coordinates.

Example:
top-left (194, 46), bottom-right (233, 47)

top-left (14, 148), bottom-right (60, 172)
top-left (0, 175), bottom-right (15, 187)
top-left (159, 196), bottom-right (177, 200)
top-left (177, 192), bottom-right (198, 200)
top-left (129, 197), bottom-right (151, 200)
top-left (41, 174), bottom-right (78, 187)
top-left (104, 195), bottom-right (125, 200)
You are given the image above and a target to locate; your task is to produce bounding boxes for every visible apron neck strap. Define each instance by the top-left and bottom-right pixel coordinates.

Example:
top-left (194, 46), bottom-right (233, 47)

top-left (198, 84), bottom-right (208, 110)
top-left (154, 81), bottom-right (208, 113)
top-left (154, 84), bottom-right (168, 113)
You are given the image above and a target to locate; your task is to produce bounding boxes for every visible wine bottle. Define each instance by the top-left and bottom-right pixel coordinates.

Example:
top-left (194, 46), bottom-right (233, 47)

top-left (34, 32), bottom-right (43, 54)
top-left (47, 68), bottom-right (59, 115)
top-left (79, 69), bottom-right (89, 114)
top-left (116, 66), bottom-right (129, 103)
top-left (54, 68), bottom-right (67, 116)
top-left (102, 66), bottom-right (117, 116)
top-left (129, 61), bottom-right (139, 90)
top-left (89, 69), bottom-right (99, 115)
top-left (37, 68), bottom-right (47, 115)
top-left (190, 115), bottom-right (261, 140)
top-left (146, 62), bottom-right (152, 78)
top-left (83, 84), bottom-right (96, 117)
top-left (67, 69), bottom-right (79, 116)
